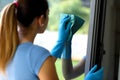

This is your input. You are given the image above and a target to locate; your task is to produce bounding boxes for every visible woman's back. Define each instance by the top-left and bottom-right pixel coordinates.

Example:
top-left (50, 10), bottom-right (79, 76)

top-left (1, 42), bottom-right (50, 80)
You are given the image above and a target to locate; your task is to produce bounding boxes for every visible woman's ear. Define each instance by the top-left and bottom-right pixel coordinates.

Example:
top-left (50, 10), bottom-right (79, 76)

top-left (38, 15), bottom-right (45, 27)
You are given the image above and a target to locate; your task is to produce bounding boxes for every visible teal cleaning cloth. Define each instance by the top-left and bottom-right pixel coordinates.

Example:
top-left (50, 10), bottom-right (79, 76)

top-left (60, 13), bottom-right (85, 41)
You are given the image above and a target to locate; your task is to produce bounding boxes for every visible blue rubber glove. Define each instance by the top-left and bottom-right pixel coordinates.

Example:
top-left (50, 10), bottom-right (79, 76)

top-left (85, 65), bottom-right (104, 80)
top-left (51, 13), bottom-right (84, 59)
top-left (61, 14), bottom-right (85, 59)
top-left (51, 15), bottom-right (72, 58)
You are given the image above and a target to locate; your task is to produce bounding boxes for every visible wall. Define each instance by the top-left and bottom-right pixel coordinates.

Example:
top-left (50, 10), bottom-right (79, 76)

top-left (103, 0), bottom-right (120, 80)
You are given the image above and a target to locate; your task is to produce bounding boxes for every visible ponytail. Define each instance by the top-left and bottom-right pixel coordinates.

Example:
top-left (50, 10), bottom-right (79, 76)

top-left (0, 3), bottom-right (19, 73)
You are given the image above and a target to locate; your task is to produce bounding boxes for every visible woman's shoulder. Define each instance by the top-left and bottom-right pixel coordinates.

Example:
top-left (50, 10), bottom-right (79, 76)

top-left (17, 42), bottom-right (51, 56)
top-left (19, 42), bottom-right (50, 53)
top-left (31, 44), bottom-right (50, 54)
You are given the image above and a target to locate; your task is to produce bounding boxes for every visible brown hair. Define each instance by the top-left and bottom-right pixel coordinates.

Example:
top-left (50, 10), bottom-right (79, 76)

top-left (0, 3), bottom-right (18, 73)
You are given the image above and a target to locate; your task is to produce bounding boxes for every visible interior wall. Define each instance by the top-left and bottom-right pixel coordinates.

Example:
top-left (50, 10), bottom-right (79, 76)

top-left (103, 0), bottom-right (120, 80)
top-left (103, 0), bottom-right (115, 80)
top-left (116, 5), bottom-right (120, 80)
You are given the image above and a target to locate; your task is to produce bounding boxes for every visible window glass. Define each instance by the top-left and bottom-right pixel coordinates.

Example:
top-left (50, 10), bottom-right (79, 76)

top-left (0, 0), bottom-right (13, 11)
top-left (35, 0), bottom-right (90, 58)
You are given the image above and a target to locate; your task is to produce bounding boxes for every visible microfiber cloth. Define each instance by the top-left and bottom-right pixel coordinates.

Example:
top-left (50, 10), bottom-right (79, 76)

top-left (60, 13), bottom-right (85, 41)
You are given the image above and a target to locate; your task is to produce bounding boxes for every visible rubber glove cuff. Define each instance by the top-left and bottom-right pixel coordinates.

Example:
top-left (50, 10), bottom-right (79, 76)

top-left (61, 41), bottom-right (72, 59)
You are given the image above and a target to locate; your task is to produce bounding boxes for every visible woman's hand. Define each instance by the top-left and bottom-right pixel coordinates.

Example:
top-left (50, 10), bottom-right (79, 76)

top-left (85, 65), bottom-right (104, 80)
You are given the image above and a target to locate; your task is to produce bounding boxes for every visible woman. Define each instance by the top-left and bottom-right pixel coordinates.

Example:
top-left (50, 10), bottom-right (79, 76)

top-left (0, 0), bottom-right (58, 80)
top-left (0, 0), bottom-right (103, 80)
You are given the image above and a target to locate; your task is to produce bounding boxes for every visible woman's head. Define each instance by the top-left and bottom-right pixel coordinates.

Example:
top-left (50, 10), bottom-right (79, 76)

top-left (16, 0), bottom-right (49, 27)
top-left (0, 0), bottom-right (49, 73)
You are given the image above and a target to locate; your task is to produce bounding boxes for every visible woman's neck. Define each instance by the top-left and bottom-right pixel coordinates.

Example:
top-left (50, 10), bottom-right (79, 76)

top-left (18, 25), bottom-right (37, 44)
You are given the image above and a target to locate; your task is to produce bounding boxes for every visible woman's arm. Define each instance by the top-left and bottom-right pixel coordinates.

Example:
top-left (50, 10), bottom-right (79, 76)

top-left (62, 58), bottom-right (85, 79)
top-left (38, 56), bottom-right (59, 80)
